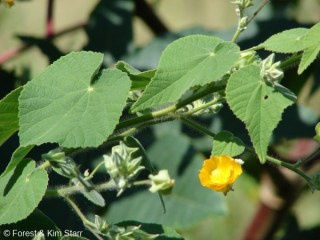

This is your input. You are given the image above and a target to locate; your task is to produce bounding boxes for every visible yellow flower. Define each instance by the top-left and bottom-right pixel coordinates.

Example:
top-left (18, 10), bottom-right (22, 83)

top-left (199, 155), bottom-right (243, 195)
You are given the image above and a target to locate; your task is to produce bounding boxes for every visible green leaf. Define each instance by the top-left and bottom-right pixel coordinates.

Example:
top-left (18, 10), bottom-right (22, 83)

top-left (226, 65), bottom-right (295, 163)
top-left (71, 178), bottom-right (105, 207)
top-left (0, 145), bottom-right (34, 177)
top-left (302, 22), bottom-right (320, 48)
top-left (298, 22), bottom-right (320, 74)
top-left (131, 35), bottom-right (240, 112)
top-left (298, 44), bottom-right (320, 75)
top-left (105, 132), bottom-right (227, 228)
top-left (0, 87), bottom-right (22, 146)
top-left (19, 51), bottom-right (131, 148)
top-left (0, 209), bottom-right (60, 240)
top-left (116, 61), bottom-right (155, 90)
top-left (0, 159), bottom-right (48, 224)
top-left (211, 131), bottom-right (245, 157)
top-left (261, 28), bottom-right (308, 53)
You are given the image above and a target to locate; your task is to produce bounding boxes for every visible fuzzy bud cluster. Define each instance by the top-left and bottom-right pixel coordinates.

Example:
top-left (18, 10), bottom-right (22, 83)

top-left (104, 141), bottom-right (144, 196)
top-left (260, 54), bottom-right (284, 86)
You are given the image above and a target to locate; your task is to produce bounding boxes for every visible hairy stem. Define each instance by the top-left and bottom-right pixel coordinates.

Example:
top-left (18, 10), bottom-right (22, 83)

top-left (280, 53), bottom-right (303, 71)
top-left (180, 116), bottom-right (215, 138)
top-left (181, 116), bottom-right (312, 183)
top-left (265, 156), bottom-right (312, 182)
top-left (84, 161), bottom-right (105, 180)
top-left (116, 83), bottom-right (225, 131)
top-left (45, 180), bottom-right (115, 197)
top-left (65, 197), bottom-right (103, 240)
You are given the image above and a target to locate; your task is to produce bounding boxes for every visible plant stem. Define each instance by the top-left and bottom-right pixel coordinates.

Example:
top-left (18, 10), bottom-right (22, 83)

top-left (133, 180), bottom-right (151, 186)
top-left (181, 98), bottom-right (222, 116)
top-left (232, 0), bottom-right (270, 43)
top-left (116, 83), bottom-right (225, 131)
top-left (180, 116), bottom-right (312, 183)
top-left (65, 197), bottom-right (96, 228)
top-left (180, 116), bottom-right (215, 138)
top-left (45, 180), bottom-right (115, 197)
top-left (85, 161), bottom-right (106, 180)
top-left (265, 155), bottom-right (312, 182)
top-left (37, 160), bottom-right (51, 170)
top-left (280, 53), bottom-right (303, 71)
top-left (232, 28), bottom-right (244, 43)
top-left (65, 197), bottom-right (104, 240)
top-left (294, 146), bottom-right (320, 168)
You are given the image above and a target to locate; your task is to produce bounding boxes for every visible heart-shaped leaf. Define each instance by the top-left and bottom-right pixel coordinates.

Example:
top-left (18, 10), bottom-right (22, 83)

top-left (19, 51), bottom-right (131, 148)
top-left (131, 35), bottom-right (240, 112)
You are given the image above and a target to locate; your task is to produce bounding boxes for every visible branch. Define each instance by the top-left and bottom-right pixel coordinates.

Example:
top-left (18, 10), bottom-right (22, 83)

top-left (46, 0), bottom-right (55, 38)
top-left (134, 0), bottom-right (169, 35)
top-left (0, 21), bottom-right (87, 65)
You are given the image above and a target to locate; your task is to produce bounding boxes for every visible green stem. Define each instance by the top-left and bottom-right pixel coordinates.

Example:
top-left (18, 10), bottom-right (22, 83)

top-left (109, 116), bottom-right (175, 142)
top-left (37, 160), bottom-right (51, 170)
top-left (45, 180), bottom-right (115, 197)
top-left (280, 53), bottom-right (303, 71)
top-left (65, 197), bottom-right (104, 240)
top-left (115, 83), bottom-right (225, 131)
top-left (266, 155), bottom-right (312, 182)
top-left (84, 161), bottom-right (105, 180)
top-left (181, 98), bottom-right (222, 116)
top-left (181, 116), bottom-right (312, 183)
top-left (133, 180), bottom-right (151, 187)
top-left (65, 196), bottom-right (96, 228)
top-left (232, 28), bottom-right (244, 43)
top-left (294, 146), bottom-right (320, 168)
top-left (180, 116), bottom-right (215, 138)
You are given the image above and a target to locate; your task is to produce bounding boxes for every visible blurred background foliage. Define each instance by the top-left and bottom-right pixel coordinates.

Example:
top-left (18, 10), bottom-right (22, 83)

top-left (1, 0), bottom-right (320, 239)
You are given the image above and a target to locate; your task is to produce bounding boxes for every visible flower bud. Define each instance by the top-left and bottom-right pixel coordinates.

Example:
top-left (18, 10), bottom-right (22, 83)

top-left (235, 51), bottom-right (259, 69)
top-left (148, 170), bottom-right (175, 194)
top-left (42, 149), bottom-right (66, 165)
top-left (104, 142), bottom-right (145, 195)
top-left (239, 16), bottom-right (248, 31)
top-left (260, 54), bottom-right (284, 85)
top-left (94, 215), bottom-right (109, 234)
